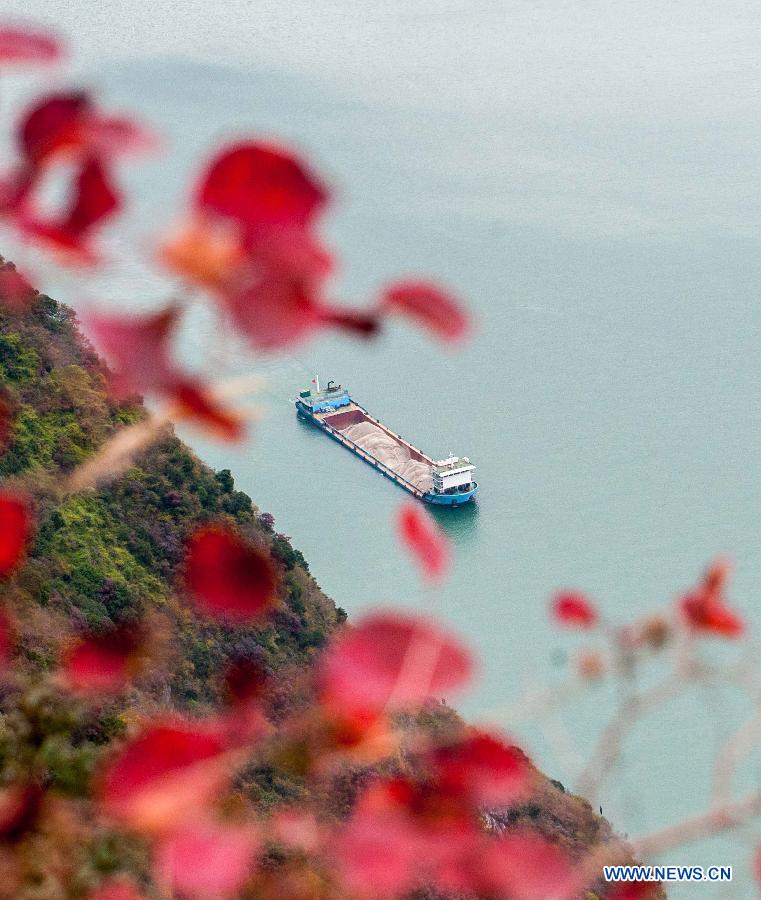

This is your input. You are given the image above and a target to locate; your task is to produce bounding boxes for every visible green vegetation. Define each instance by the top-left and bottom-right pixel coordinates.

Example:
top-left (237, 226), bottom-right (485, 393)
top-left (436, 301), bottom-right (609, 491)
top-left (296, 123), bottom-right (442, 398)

top-left (0, 289), bottom-right (341, 710)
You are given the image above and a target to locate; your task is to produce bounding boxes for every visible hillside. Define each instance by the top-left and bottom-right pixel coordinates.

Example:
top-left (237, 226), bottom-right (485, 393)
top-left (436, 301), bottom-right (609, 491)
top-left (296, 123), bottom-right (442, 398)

top-left (0, 284), bottom-right (341, 706)
top-left (0, 271), bottom-right (653, 896)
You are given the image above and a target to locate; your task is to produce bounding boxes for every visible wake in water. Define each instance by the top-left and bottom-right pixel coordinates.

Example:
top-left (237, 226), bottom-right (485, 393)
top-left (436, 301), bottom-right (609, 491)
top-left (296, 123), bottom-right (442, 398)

top-left (341, 421), bottom-right (433, 492)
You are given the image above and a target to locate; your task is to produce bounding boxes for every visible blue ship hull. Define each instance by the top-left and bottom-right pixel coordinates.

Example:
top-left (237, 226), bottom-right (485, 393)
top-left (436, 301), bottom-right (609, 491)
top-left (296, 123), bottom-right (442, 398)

top-left (296, 400), bottom-right (478, 506)
top-left (422, 487), bottom-right (478, 506)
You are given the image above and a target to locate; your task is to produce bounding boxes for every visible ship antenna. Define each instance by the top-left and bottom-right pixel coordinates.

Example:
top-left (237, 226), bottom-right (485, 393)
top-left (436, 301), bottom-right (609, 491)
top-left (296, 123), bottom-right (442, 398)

top-left (311, 374), bottom-right (320, 393)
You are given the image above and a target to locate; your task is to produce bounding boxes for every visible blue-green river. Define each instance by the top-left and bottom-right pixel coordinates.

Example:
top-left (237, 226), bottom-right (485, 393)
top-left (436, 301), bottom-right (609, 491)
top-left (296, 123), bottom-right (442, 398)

top-left (12, 1), bottom-right (761, 893)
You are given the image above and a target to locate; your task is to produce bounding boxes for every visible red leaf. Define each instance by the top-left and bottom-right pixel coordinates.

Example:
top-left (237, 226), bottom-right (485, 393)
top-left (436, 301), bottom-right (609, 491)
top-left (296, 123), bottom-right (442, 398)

top-left (367, 774), bottom-right (475, 828)
top-left (184, 526), bottom-right (277, 623)
top-left (65, 156), bottom-right (121, 232)
top-left (16, 92), bottom-right (152, 169)
top-left (61, 625), bottom-right (142, 695)
top-left (479, 832), bottom-right (577, 899)
top-left (0, 25), bottom-right (62, 64)
top-left (155, 820), bottom-right (259, 897)
top-left (160, 218), bottom-right (244, 290)
top-left (18, 92), bottom-right (89, 165)
top-left (99, 719), bottom-right (230, 831)
top-left (679, 558), bottom-right (744, 638)
top-left (18, 158), bottom-right (122, 263)
top-left (217, 657), bottom-right (270, 744)
top-left (551, 590), bottom-right (599, 628)
top-left (88, 877), bottom-right (146, 900)
top-left (680, 592), bottom-right (744, 637)
top-left (169, 208), bottom-right (377, 352)
top-left (339, 778), bottom-right (484, 895)
top-left (704, 556), bottom-right (732, 595)
top-left (0, 167), bottom-right (36, 215)
top-left (430, 730), bottom-right (532, 807)
top-left (272, 808), bottom-right (322, 854)
top-left (219, 231), bottom-right (331, 351)
top-left (172, 382), bottom-right (245, 442)
top-left (0, 493), bottom-right (31, 576)
top-left (608, 883), bottom-right (663, 899)
top-left (319, 611), bottom-right (473, 715)
top-left (84, 115), bottom-right (160, 158)
top-left (0, 782), bottom-right (42, 841)
top-left (380, 280), bottom-right (469, 343)
top-left (320, 306), bottom-right (381, 339)
top-left (398, 503), bottom-right (450, 582)
top-left (85, 306), bottom-right (182, 398)
top-left (0, 266), bottom-right (35, 311)
top-left (222, 657), bottom-right (268, 707)
top-left (334, 809), bottom-right (422, 898)
top-left (224, 276), bottom-right (321, 350)
top-left (86, 309), bottom-right (242, 437)
top-left (196, 141), bottom-right (328, 232)
top-left (21, 156), bottom-right (121, 260)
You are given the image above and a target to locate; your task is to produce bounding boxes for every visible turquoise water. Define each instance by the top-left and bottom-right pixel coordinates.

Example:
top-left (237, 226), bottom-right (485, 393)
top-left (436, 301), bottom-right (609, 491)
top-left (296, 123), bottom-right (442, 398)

top-left (12, 2), bottom-right (761, 892)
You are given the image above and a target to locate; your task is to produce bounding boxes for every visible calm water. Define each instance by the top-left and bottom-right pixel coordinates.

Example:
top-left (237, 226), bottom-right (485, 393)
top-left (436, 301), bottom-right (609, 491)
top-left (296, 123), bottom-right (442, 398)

top-left (12, 1), bottom-right (761, 892)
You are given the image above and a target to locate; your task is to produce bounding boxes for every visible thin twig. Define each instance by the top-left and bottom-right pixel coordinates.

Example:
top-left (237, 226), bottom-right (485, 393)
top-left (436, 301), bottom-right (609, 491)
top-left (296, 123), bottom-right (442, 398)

top-left (64, 413), bottom-right (172, 493)
top-left (712, 710), bottom-right (761, 808)
top-left (632, 789), bottom-right (761, 858)
top-left (575, 673), bottom-right (683, 801)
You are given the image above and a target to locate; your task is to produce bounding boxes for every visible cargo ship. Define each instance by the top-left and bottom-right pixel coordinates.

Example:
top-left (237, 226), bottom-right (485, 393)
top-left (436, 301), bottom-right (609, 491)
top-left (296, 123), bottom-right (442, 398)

top-left (295, 378), bottom-right (478, 506)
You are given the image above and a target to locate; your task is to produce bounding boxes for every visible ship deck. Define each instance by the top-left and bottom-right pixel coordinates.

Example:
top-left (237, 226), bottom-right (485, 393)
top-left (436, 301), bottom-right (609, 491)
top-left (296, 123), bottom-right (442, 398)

top-left (317, 404), bottom-right (434, 465)
top-left (304, 402), bottom-right (433, 497)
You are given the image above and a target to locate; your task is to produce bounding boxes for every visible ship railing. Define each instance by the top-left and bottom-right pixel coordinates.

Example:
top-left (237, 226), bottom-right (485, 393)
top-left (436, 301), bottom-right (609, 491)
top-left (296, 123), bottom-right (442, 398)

top-left (432, 482), bottom-right (476, 496)
top-left (320, 419), bottom-right (425, 498)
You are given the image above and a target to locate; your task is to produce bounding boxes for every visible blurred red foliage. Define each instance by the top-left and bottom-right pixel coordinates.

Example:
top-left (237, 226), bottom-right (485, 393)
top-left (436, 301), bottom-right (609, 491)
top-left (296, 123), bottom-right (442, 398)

top-left (99, 719), bottom-right (231, 832)
top-left (381, 280), bottom-right (470, 343)
top-left (20, 155), bottom-right (121, 262)
top-left (60, 624), bottom-right (143, 695)
top-left (86, 307), bottom-right (242, 438)
top-left (155, 820), bottom-right (260, 897)
top-left (318, 611), bottom-right (472, 716)
top-left (184, 525), bottom-right (277, 622)
top-left (551, 590), bottom-right (599, 628)
top-left (0, 26), bottom-right (62, 64)
top-left (0, 493), bottom-right (31, 577)
top-left (428, 728), bottom-right (531, 807)
top-left (398, 502), bottom-right (450, 582)
top-left (196, 142), bottom-right (328, 233)
top-left (679, 557), bottom-right (744, 638)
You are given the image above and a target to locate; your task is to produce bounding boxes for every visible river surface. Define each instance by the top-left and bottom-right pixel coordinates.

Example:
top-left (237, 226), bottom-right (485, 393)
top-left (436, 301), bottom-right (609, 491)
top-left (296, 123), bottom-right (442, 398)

top-left (12, 1), bottom-right (761, 893)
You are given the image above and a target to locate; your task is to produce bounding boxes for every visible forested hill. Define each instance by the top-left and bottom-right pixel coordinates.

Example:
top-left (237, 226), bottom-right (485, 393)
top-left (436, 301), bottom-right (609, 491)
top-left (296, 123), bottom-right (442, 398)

top-left (0, 274), bottom-right (652, 896)
top-left (0, 283), bottom-right (342, 712)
